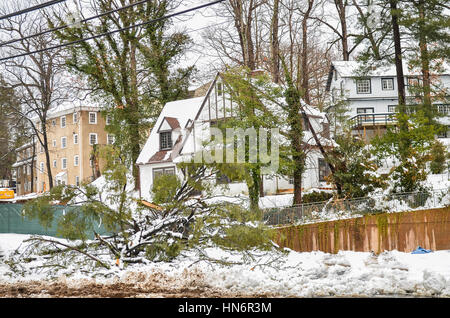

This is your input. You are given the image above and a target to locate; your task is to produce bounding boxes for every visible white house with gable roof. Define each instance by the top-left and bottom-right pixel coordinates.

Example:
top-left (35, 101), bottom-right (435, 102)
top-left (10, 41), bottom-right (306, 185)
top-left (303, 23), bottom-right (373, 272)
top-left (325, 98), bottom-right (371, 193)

top-left (137, 72), bottom-right (335, 201)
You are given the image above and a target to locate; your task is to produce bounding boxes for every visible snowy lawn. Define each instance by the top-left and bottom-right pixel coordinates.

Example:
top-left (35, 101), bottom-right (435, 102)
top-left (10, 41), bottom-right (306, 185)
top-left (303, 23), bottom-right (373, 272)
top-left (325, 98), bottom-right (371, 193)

top-left (1, 234), bottom-right (450, 297)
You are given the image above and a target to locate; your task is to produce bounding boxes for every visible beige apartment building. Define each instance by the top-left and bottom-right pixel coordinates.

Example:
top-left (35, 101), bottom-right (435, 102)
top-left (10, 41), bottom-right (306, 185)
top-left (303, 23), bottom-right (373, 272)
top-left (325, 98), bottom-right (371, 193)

top-left (34, 105), bottom-right (113, 192)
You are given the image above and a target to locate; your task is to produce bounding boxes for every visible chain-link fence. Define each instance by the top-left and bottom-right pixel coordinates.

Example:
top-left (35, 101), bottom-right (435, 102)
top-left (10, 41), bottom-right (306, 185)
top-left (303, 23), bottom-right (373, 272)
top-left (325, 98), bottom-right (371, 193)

top-left (263, 189), bottom-right (450, 226)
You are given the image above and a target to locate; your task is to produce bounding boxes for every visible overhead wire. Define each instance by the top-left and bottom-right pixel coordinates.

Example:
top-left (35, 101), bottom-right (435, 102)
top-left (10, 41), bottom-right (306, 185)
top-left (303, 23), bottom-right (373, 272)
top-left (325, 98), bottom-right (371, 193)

top-left (0, 0), bottom-right (67, 21)
top-left (0, 0), bottom-right (226, 62)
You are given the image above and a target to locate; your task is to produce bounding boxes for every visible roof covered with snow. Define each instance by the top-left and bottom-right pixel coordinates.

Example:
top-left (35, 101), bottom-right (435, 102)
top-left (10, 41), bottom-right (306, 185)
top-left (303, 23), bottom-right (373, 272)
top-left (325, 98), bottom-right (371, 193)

top-left (136, 96), bottom-right (205, 165)
top-left (332, 60), bottom-right (450, 78)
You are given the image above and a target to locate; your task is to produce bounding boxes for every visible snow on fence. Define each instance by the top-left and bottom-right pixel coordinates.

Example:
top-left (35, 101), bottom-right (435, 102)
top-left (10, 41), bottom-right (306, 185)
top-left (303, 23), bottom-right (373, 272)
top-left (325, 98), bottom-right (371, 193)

top-left (263, 189), bottom-right (450, 226)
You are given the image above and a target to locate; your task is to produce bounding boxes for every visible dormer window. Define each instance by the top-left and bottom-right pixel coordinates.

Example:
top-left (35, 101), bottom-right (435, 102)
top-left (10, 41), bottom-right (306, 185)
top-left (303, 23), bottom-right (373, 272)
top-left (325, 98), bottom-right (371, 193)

top-left (160, 131), bottom-right (172, 150)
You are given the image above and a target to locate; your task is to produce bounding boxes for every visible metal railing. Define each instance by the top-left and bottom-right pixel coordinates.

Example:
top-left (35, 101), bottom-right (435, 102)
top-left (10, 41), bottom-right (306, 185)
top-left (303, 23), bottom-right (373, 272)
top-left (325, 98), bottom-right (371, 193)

top-left (349, 113), bottom-right (396, 129)
top-left (263, 189), bottom-right (450, 226)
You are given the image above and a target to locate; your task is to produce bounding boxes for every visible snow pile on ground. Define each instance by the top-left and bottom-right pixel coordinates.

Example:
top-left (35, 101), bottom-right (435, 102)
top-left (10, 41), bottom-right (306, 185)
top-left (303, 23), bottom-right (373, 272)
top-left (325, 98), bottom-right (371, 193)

top-left (1, 234), bottom-right (450, 297)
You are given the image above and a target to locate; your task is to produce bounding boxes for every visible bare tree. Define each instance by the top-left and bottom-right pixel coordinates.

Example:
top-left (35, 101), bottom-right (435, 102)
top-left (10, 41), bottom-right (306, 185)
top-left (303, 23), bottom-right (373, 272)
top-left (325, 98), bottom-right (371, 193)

top-left (0, 3), bottom-right (71, 190)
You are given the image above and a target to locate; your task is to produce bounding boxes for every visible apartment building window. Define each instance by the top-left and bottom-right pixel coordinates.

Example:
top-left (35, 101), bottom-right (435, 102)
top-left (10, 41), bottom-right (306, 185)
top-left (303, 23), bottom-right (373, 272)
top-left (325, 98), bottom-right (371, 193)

top-left (52, 119), bottom-right (56, 127)
top-left (53, 140), bottom-right (57, 148)
top-left (61, 137), bottom-right (67, 149)
top-left (89, 133), bottom-right (98, 145)
top-left (40, 162), bottom-right (44, 174)
top-left (61, 116), bottom-right (66, 128)
top-left (89, 112), bottom-right (97, 124)
top-left (356, 79), bottom-right (371, 94)
top-left (106, 115), bottom-right (112, 125)
top-left (62, 158), bottom-right (67, 169)
top-left (73, 134), bottom-right (78, 144)
top-left (75, 176), bottom-right (80, 187)
top-left (73, 112), bottom-right (78, 124)
top-left (74, 155), bottom-right (79, 166)
top-left (381, 78), bottom-right (394, 91)
top-left (53, 160), bottom-right (57, 168)
top-left (159, 131), bottom-right (172, 150)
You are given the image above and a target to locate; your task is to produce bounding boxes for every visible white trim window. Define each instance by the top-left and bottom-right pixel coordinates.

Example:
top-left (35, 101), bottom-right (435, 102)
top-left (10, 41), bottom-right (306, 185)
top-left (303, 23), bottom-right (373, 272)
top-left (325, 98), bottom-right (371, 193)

top-left (61, 158), bottom-right (67, 170)
top-left (73, 112), bottom-right (78, 124)
top-left (381, 78), bottom-right (394, 91)
top-left (89, 112), bottom-right (97, 124)
top-left (75, 176), bottom-right (80, 187)
top-left (106, 115), bottom-right (112, 125)
top-left (53, 139), bottom-right (57, 148)
top-left (89, 133), bottom-right (98, 145)
top-left (60, 116), bottom-right (66, 128)
top-left (356, 79), bottom-right (371, 94)
top-left (107, 134), bottom-right (115, 145)
top-left (73, 133), bottom-right (78, 144)
top-left (52, 119), bottom-right (56, 127)
top-left (53, 160), bottom-right (57, 168)
top-left (74, 155), bottom-right (79, 167)
top-left (61, 136), bottom-right (67, 149)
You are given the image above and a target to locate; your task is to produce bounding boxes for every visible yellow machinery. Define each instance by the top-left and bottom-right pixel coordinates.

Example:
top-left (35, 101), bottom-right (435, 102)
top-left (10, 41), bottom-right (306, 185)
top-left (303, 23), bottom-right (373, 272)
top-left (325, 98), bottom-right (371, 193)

top-left (0, 188), bottom-right (15, 200)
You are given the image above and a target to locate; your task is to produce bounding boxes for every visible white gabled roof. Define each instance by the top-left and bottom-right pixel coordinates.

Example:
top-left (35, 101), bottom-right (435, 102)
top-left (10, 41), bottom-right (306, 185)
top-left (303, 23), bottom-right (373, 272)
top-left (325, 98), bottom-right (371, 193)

top-left (332, 60), bottom-right (450, 78)
top-left (136, 96), bottom-right (205, 165)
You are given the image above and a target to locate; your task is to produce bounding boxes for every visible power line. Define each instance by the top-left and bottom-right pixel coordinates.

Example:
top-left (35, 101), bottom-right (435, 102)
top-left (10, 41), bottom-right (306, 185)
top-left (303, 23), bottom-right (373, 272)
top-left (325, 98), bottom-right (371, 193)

top-left (0, 0), bottom-right (151, 48)
top-left (0, 0), bottom-right (66, 21)
top-left (0, 0), bottom-right (225, 62)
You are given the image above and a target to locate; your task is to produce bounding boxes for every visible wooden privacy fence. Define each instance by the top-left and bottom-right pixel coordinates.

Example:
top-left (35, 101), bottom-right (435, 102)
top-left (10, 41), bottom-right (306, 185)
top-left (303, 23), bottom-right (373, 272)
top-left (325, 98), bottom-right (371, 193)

top-left (273, 207), bottom-right (450, 254)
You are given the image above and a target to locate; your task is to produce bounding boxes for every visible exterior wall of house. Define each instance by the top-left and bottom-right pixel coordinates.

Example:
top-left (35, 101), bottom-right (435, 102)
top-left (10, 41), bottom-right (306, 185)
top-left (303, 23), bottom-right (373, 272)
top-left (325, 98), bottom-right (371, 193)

top-left (35, 108), bottom-right (108, 192)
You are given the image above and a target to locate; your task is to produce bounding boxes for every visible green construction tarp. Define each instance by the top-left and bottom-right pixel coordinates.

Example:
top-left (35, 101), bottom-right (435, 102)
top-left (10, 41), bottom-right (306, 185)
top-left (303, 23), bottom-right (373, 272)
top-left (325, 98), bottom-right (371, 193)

top-left (0, 203), bottom-right (111, 239)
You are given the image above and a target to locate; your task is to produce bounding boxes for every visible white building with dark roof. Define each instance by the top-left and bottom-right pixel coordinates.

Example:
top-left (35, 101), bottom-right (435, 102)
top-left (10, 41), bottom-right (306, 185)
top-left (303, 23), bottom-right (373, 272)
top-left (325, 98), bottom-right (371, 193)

top-left (137, 72), bottom-right (334, 201)
top-left (325, 60), bottom-right (450, 140)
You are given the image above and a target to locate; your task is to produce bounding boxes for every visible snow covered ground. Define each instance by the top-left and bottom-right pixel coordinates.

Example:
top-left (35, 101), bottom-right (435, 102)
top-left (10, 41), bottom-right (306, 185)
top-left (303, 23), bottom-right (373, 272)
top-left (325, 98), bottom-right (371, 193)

top-left (1, 234), bottom-right (450, 297)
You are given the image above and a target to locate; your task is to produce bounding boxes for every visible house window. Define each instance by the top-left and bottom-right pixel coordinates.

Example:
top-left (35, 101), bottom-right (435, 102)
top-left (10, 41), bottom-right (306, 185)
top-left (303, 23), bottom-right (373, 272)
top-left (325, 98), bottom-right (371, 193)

top-left (356, 79), bottom-right (371, 94)
top-left (74, 155), bottom-right (79, 167)
top-left (407, 77), bottom-right (421, 88)
top-left (437, 126), bottom-right (450, 138)
top-left (53, 140), bottom-right (56, 148)
top-left (53, 160), bottom-right (57, 168)
top-left (107, 134), bottom-right (115, 145)
top-left (302, 116), bottom-right (310, 131)
top-left (73, 112), bottom-right (78, 124)
top-left (437, 104), bottom-right (450, 115)
top-left (60, 116), bottom-right (66, 128)
top-left (357, 108), bottom-right (374, 122)
top-left (89, 112), bottom-right (97, 124)
top-left (52, 119), bottom-right (56, 127)
top-left (318, 158), bottom-right (331, 182)
top-left (75, 176), bottom-right (80, 187)
top-left (106, 115), bottom-right (112, 125)
top-left (62, 158), bottom-right (67, 170)
top-left (40, 162), bottom-right (44, 174)
top-left (89, 133), bottom-right (98, 145)
top-left (159, 131), bottom-right (172, 150)
top-left (73, 134), bottom-right (78, 144)
top-left (61, 137), bottom-right (67, 149)
top-left (153, 167), bottom-right (175, 181)
top-left (388, 105), bottom-right (397, 113)
top-left (381, 78), bottom-right (394, 91)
